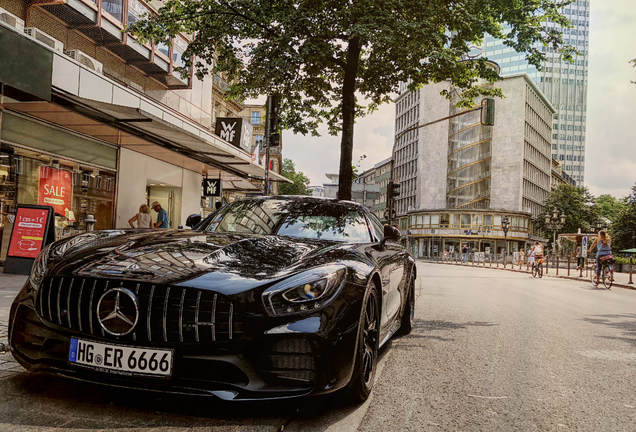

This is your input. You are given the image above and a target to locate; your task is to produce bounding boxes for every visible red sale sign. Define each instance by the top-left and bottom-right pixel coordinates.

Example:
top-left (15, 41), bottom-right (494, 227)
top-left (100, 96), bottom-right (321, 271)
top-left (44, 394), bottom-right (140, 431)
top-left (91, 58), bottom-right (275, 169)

top-left (7, 207), bottom-right (51, 259)
top-left (39, 166), bottom-right (73, 217)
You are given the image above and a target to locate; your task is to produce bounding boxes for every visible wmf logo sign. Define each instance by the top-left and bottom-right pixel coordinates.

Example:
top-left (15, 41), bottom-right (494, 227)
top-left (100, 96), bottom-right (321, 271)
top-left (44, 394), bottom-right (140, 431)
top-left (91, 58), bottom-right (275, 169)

top-left (215, 118), bottom-right (243, 148)
top-left (202, 178), bottom-right (221, 197)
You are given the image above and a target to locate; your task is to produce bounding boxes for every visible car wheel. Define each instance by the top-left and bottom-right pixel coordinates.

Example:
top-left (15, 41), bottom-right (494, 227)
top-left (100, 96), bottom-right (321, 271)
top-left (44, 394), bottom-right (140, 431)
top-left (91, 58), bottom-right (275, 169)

top-left (397, 275), bottom-right (415, 336)
top-left (346, 282), bottom-right (379, 403)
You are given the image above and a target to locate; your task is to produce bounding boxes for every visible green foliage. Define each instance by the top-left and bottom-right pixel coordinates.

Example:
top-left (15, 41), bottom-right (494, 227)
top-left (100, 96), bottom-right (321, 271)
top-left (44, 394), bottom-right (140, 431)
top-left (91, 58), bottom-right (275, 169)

top-left (534, 184), bottom-right (600, 235)
top-left (129, 0), bottom-right (576, 199)
top-left (278, 158), bottom-right (311, 196)
top-left (610, 184), bottom-right (636, 251)
top-left (595, 194), bottom-right (627, 222)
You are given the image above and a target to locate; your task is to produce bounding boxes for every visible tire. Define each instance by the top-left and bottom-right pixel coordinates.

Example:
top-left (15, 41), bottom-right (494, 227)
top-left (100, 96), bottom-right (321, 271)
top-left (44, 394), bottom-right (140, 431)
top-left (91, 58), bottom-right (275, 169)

top-left (397, 275), bottom-right (415, 336)
top-left (346, 282), bottom-right (379, 404)
top-left (538, 264), bottom-right (543, 278)
top-left (532, 264), bottom-right (538, 278)
top-left (601, 265), bottom-right (612, 289)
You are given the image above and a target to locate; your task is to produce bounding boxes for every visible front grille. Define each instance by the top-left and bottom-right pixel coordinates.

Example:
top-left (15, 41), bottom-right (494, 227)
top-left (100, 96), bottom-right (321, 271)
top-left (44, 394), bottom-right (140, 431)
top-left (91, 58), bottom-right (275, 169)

top-left (261, 338), bottom-right (316, 383)
top-left (35, 276), bottom-right (241, 346)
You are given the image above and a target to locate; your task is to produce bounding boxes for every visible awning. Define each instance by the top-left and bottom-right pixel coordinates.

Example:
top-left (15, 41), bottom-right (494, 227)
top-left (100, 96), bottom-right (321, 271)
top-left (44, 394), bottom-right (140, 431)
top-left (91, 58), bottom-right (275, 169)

top-left (55, 93), bottom-right (289, 183)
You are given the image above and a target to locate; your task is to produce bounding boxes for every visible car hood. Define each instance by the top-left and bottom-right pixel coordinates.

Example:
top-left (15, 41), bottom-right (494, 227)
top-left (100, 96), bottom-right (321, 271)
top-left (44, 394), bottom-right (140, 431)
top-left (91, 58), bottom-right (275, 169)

top-left (53, 230), bottom-right (343, 294)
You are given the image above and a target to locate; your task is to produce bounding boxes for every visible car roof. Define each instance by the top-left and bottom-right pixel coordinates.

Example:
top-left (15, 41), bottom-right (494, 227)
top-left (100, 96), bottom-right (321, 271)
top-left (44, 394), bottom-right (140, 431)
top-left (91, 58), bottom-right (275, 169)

top-left (235, 195), bottom-right (366, 210)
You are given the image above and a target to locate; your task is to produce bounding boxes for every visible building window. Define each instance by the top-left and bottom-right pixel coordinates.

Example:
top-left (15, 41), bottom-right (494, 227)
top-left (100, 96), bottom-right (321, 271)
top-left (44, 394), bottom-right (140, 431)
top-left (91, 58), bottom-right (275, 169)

top-left (254, 135), bottom-right (264, 146)
top-left (251, 111), bottom-right (261, 125)
top-left (102, 0), bottom-right (123, 21)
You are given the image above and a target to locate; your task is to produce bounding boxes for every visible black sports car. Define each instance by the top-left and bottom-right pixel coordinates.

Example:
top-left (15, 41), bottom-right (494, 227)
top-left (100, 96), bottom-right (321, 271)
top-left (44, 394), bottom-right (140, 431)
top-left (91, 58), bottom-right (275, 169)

top-left (9, 196), bottom-right (416, 402)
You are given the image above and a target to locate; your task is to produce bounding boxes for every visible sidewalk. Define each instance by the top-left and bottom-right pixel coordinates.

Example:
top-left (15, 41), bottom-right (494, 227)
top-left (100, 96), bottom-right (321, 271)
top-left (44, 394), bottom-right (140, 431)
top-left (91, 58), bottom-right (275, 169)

top-left (0, 272), bottom-right (26, 378)
top-left (421, 259), bottom-right (636, 290)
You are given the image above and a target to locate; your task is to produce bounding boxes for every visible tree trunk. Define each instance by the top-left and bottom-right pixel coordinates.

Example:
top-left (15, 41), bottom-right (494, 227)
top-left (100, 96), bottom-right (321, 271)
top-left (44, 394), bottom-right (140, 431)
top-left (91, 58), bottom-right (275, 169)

top-left (337, 36), bottom-right (361, 201)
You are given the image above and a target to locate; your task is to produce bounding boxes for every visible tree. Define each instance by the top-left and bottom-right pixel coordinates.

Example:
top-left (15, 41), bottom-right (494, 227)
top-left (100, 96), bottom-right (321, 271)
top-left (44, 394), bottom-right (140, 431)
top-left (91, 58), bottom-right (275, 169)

top-left (130, 0), bottom-right (575, 200)
top-left (534, 184), bottom-right (599, 235)
top-left (610, 184), bottom-right (636, 251)
top-left (595, 194), bottom-right (627, 222)
top-left (278, 159), bottom-right (311, 195)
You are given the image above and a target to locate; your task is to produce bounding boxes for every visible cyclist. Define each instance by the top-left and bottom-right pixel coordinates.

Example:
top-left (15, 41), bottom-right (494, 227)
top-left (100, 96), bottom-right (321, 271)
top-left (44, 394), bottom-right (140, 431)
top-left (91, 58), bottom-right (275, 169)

top-left (532, 241), bottom-right (544, 273)
top-left (588, 230), bottom-right (613, 285)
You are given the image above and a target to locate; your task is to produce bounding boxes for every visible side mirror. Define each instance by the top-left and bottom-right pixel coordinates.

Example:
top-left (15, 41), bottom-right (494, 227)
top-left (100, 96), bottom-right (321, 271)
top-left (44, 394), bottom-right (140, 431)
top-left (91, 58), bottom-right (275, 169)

top-left (185, 213), bottom-right (201, 229)
top-left (383, 225), bottom-right (401, 242)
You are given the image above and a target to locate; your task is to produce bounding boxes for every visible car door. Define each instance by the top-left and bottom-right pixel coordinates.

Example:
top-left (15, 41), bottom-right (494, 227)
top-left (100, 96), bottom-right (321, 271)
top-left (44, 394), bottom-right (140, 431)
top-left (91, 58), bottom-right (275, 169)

top-left (365, 213), bottom-right (405, 330)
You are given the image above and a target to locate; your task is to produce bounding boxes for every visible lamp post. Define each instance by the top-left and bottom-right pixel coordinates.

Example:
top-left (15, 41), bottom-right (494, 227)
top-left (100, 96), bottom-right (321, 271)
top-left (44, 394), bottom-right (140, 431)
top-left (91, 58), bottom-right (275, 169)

top-left (502, 215), bottom-right (510, 263)
top-left (544, 208), bottom-right (566, 256)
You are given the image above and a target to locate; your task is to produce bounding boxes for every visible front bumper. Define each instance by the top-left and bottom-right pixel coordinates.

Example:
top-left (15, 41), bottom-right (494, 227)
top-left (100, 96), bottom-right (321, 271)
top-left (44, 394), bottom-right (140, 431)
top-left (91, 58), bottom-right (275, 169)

top-left (9, 282), bottom-right (363, 401)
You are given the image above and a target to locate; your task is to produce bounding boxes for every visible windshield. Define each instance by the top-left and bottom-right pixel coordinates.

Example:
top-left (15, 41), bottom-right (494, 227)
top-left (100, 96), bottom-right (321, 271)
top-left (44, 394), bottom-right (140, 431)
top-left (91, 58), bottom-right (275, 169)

top-left (201, 199), bottom-right (372, 243)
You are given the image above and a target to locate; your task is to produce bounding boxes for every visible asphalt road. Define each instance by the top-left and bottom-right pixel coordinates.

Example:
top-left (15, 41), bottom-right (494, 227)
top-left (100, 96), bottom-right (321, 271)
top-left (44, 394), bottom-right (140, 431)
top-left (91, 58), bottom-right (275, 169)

top-left (0, 263), bottom-right (634, 431)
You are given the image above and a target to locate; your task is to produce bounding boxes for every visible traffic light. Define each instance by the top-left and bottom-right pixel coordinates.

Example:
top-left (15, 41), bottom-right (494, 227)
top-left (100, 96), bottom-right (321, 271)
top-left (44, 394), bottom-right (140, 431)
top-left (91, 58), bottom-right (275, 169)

top-left (481, 98), bottom-right (495, 126)
top-left (267, 94), bottom-right (281, 147)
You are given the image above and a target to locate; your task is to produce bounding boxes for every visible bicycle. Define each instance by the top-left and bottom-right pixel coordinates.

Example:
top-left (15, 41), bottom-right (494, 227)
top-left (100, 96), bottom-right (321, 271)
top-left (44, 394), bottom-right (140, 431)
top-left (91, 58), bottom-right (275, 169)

top-left (532, 258), bottom-right (543, 278)
top-left (590, 256), bottom-right (614, 289)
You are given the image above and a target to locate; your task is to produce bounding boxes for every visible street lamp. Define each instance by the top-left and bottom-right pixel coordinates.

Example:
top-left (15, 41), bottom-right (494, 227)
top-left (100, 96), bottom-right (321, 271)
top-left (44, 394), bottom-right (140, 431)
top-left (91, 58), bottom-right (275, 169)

top-left (502, 215), bottom-right (510, 262)
top-left (544, 208), bottom-right (566, 255)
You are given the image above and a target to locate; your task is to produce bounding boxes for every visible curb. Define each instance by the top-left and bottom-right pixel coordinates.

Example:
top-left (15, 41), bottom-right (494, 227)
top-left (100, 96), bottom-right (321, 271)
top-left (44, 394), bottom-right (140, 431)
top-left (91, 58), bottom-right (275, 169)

top-left (420, 260), bottom-right (636, 291)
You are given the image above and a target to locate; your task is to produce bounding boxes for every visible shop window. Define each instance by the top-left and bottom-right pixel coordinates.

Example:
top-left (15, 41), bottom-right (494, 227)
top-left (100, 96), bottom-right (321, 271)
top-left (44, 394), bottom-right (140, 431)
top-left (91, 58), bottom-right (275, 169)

top-left (483, 215), bottom-right (493, 227)
top-left (440, 213), bottom-right (449, 228)
top-left (461, 214), bottom-right (471, 227)
top-left (472, 214), bottom-right (481, 227)
top-left (0, 147), bottom-right (116, 261)
top-left (451, 214), bottom-right (460, 228)
top-left (430, 214), bottom-right (439, 227)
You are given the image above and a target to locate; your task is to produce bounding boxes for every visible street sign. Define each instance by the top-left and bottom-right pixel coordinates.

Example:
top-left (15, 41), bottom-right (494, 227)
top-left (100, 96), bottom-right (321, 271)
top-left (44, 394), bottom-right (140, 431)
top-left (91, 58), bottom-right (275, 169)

top-left (4, 204), bottom-right (55, 275)
top-left (582, 236), bottom-right (588, 258)
top-left (202, 178), bottom-right (221, 197)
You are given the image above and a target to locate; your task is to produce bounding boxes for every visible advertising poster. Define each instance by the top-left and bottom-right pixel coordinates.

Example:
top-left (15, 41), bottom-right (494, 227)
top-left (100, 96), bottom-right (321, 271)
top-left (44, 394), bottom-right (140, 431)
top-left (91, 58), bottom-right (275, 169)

top-left (38, 166), bottom-right (73, 216)
top-left (7, 206), bottom-right (51, 259)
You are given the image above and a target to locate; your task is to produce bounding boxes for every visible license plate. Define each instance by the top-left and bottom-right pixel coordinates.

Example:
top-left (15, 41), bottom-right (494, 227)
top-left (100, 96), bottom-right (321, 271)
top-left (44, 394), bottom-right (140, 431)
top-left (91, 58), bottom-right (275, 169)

top-left (68, 338), bottom-right (173, 377)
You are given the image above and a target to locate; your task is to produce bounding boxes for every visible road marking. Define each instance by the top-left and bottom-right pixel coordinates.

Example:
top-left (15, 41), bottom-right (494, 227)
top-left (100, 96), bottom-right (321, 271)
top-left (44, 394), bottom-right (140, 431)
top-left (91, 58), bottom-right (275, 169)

top-left (467, 394), bottom-right (508, 400)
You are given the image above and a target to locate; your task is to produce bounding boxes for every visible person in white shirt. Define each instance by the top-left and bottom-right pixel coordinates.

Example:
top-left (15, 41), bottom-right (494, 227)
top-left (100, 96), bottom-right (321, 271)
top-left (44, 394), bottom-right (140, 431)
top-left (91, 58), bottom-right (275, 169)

top-left (128, 204), bottom-right (153, 228)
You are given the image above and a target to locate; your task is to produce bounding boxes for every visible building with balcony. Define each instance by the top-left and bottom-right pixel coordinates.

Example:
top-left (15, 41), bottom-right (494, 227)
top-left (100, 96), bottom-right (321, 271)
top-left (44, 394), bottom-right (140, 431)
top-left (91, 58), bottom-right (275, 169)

top-left (0, 0), bottom-right (288, 262)
top-left (393, 73), bottom-right (554, 258)
top-left (322, 173), bottom-right (380, 210)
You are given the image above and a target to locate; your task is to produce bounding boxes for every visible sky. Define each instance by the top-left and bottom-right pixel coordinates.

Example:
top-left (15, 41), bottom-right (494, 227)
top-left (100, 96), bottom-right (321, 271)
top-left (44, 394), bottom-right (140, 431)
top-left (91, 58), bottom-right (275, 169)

top-left (281, 0), bottom-right (636, 199)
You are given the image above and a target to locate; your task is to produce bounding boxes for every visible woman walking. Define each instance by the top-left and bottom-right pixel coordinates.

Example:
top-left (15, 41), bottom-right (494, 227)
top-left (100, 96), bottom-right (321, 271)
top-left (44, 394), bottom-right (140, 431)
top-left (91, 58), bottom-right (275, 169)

top-left (128, 204), bottom-right (153, 228)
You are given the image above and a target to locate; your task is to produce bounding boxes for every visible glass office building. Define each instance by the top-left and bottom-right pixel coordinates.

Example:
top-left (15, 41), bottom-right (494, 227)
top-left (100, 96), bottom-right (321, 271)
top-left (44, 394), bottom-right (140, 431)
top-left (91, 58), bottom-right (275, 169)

top-left (482, 0), bottom-right (590, 184)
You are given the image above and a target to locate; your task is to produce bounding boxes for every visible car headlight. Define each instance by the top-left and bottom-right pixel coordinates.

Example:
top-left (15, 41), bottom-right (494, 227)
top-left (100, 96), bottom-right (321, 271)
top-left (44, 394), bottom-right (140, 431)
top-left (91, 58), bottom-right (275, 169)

top-left (29, 244), bottom-right (52, 289)
top-left (262, 265), bottom-right (347, 316)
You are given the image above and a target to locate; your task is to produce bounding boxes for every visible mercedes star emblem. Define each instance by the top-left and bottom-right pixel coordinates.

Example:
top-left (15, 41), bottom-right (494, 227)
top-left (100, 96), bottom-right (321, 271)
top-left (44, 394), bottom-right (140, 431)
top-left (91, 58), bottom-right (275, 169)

top-left (96, 287), bottom-right (139, 336)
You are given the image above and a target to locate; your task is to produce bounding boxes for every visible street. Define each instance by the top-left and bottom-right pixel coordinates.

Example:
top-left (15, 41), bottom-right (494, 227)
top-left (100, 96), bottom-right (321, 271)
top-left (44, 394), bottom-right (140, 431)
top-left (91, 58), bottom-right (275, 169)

top-left (1, 262), bottom-right (635, 431)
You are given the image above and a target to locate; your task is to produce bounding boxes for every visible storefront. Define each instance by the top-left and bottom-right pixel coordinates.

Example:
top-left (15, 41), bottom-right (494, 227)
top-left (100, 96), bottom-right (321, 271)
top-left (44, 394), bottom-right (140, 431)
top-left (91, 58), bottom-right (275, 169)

top-left (0, 112), bottom-right (118, 261)
top-left (400, 209), bottom-right (535, 259)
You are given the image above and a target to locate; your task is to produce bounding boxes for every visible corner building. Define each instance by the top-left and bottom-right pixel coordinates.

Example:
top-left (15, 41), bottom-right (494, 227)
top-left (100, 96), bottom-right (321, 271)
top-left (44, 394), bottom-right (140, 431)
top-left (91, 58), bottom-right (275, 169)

top-left (393, 74), bottom-right (555, 258)
top-left (0, 0), bottom-right (287, 261)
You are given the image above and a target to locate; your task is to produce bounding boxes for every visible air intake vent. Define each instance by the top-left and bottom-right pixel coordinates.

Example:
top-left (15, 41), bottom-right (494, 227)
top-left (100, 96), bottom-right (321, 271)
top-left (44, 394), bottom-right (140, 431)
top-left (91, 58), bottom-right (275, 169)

top-left (24, 27), bottom-right (64, 52)
top-left (0, 7), bottom-right (24, 32)
top-left (65, 49), bottom-right (103, 74)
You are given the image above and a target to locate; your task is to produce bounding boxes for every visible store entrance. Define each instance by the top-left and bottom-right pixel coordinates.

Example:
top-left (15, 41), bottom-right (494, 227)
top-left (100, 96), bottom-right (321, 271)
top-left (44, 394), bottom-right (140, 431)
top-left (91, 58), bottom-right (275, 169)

top-left (146, 184), bottom-right (182, 229)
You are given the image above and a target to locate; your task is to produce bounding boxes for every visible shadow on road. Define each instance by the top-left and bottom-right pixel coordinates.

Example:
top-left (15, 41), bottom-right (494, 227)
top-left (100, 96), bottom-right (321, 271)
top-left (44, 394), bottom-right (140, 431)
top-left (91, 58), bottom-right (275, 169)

top-left (0, 345), bottom-right (394, 431)
top-left (582, 313), bottom-right (636, 346)
top-left (393, 320), bottom-right (498, 345)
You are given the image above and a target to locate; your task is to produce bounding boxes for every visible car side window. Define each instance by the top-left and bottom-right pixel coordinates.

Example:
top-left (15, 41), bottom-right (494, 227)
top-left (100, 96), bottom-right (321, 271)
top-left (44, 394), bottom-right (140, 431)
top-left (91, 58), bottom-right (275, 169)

top-left (367, 213), bottom-right (384, 242)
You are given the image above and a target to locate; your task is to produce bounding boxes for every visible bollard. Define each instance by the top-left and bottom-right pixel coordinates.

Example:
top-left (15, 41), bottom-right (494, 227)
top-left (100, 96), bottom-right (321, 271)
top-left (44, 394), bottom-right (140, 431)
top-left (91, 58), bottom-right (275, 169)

top-left (629, 256), bottom-right (634, 285)
top-left (556, 256), bottom-right (559, 276)
top-left (567, 256), bottom-right (570, 277)
top-left (580, 258), bottom-right (584, 278)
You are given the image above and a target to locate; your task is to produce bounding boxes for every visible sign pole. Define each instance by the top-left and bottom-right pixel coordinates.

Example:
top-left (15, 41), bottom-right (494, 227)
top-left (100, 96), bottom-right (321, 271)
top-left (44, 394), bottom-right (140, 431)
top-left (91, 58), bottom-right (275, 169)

top-left (264, 96), bottom-right (272, 196)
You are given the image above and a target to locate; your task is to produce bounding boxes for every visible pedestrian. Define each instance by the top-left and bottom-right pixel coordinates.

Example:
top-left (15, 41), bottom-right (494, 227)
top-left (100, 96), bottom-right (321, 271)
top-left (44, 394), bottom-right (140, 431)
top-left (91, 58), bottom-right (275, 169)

top-left (462, 245), bottom-right (468, 263)
top-left (576, 245), bottom-right (584, 270)
top-left (151, 201), bottom-right (170, 228)
top-left (519, 249), bottom-right (525, 267)
top-left (128, 204), bottom-right (152, 228)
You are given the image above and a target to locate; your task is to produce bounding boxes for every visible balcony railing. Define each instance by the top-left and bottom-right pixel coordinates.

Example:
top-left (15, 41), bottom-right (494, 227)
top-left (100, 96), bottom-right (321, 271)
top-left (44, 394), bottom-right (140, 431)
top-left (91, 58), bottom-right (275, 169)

top-left (38, 0), bottom-right (191, 89)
